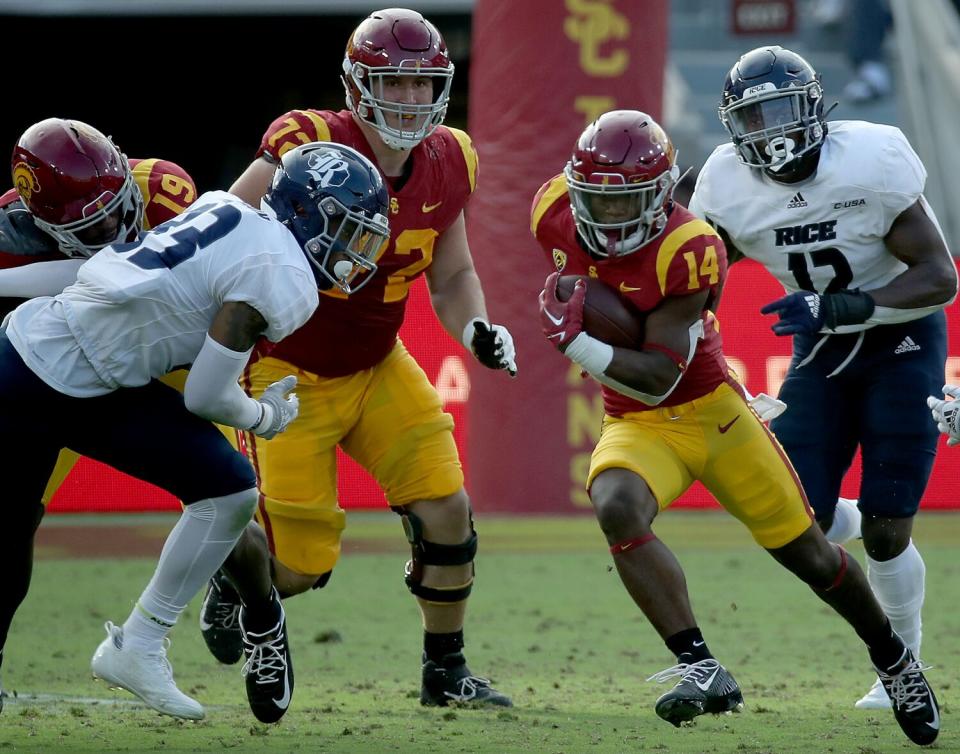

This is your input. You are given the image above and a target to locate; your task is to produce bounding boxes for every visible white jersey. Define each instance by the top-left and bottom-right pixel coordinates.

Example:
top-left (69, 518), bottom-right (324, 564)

top-left (689, 121), bottom-right (939, 330)
top-left (7, 191), bottom-right (319, 397)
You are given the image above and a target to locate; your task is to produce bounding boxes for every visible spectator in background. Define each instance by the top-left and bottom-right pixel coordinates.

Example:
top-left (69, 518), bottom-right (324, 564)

top-left (813, 0), bottom-right (893, 103)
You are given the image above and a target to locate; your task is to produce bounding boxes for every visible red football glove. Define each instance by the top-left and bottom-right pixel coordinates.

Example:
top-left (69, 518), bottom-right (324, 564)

top-left (538, 271), bottom-right (585, 352)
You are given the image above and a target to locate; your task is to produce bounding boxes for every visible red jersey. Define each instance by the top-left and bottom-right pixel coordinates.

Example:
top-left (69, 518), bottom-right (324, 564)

top-left (531, 174), bottom-right (729, 416)
top-left (0, 157), bottom-right (197, 266)
top-left (254, 109), bottom-right (477, 376)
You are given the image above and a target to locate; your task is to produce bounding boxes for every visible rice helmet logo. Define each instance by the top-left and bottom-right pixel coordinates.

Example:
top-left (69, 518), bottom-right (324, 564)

top-left (12, 161), bottom-right (40, 202)
top-left (306, 151), bottom-right (350, 189)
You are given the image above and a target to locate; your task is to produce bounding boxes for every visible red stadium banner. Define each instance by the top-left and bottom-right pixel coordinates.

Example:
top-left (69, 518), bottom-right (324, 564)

top-left (46, 262), bottom-right (960, 513)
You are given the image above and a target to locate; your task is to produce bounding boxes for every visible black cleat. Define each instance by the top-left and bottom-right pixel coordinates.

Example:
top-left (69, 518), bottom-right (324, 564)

top-left (648, 659), bottom-right (744, 727)
top-left (240, 594), bottom-right (293, 724)
top-left (421, 652), bottom-right (512, 707)
top-left (199, 570), bottom-right (243, 665)
top-left (876, 649), bottom-right (940, 745)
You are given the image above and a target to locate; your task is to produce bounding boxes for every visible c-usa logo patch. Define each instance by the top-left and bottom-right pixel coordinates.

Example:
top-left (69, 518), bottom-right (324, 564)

top-left (306, 152), bottom-right (350, 188)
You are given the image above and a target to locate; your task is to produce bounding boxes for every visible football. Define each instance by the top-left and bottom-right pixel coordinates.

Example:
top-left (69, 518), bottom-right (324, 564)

top-left (555, 275), bottom-right (645, 349)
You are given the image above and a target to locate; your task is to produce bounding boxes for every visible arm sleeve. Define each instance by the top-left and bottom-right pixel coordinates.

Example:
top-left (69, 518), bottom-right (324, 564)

top-left (0, 259), bottom-right (85, 298)
top-left (183, 334), bottom-right (261, 429)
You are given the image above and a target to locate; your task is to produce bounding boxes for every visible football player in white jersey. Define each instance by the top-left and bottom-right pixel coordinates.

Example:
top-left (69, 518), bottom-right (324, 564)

top-left (0, 141), bottom-right (389, 719)
top-left (689, 45), bottom-right (957, 724)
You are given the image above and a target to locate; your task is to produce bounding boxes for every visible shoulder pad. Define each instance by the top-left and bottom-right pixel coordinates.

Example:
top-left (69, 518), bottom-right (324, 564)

top-left (443, 127), bottom-right (479, 193)
top-left (259, 110), bottom-right (334, 162)
top-left (0, 201), bottom-right (59, 256)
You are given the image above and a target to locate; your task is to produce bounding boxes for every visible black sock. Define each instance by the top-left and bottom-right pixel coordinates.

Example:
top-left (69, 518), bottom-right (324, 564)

top-left (424, 630), bottom-right (464, 664)
top-left (665, 627), bottom-right (712, 663)
top-left (241, 587), bottom-right (282, 633)
top-left (866, 619), bottom-right (907, 671)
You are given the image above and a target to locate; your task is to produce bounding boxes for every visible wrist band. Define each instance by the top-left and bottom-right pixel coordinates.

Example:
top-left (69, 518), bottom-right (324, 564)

top-left (248, 401), bottom-right (265, 432)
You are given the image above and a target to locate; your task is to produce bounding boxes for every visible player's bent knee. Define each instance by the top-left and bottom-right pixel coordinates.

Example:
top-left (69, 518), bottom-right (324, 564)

top-left (394, 507), bottom-right (477, 603)
top-left (271, 557), bottom-right (332, 597)
top-left (590, 471), bottom-right (657, 541)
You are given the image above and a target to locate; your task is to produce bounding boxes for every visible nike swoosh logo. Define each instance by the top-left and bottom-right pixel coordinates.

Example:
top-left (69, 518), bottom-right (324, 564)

top-left (718, 416), bottom-right (740, 434)
top-left (692, 640), bottom-right (705, 647)
top-left (273, 667), bottom-right (291, 709)
top-left (544, 310), bottom-right (564, 326)
top-left (927, 692), bottom-right (940, 730)
top-left (695, 666), bottom-right (721, 691)
top-left (421, 201), bottom-right (443, 213)
top-left (619, 282), bottom-right (642, 293)
top-left (547, 332), bottom-right (565, 340)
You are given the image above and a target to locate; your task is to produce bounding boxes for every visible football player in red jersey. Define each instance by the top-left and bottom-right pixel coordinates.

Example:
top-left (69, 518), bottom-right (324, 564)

top-left (531, 110), bottom-right (938, 745)
top-left (0, 117), bottom-right (197, 712)
top-left (200, 8), bottom-right (515, 721)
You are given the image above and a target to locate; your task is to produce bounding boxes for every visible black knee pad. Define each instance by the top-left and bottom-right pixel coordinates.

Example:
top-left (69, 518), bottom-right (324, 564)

top-left (394, 507), bottom-right (477, 603)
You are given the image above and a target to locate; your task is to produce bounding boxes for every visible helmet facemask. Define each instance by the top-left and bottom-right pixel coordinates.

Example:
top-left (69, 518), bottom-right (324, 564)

top-left (343, 59), bottom-right (454, 150)
top-left (30, 165), bottom-right (143, 258)
top-left (720, 81), bottom-right (825, 175)
top-left (565, 162), bottom-right (679, 258)
top-left (296, 195), bottom-right (389, 294)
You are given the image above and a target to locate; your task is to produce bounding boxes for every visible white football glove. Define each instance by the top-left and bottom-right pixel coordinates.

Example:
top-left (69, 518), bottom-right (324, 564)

top-left (251, 375), bottom-right (299, 440)
top-left (927, 385), bottom-right (960, 446)
top-left (749, 392), bottom-right (787, 423)
top-left (462, 317), bottom-right (518, 377)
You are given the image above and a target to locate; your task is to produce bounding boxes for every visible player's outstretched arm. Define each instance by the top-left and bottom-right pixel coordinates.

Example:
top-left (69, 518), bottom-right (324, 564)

top-left (0, 259), bottom-right (85, 299)
top-left (184, 301), bottom-right (299, 439)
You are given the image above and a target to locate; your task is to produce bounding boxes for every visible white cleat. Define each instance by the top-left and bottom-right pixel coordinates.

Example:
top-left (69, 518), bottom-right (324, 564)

top-left (855, 676), bottom-right (892, 710)
top-left (91, 621), bottom-right (204, 720)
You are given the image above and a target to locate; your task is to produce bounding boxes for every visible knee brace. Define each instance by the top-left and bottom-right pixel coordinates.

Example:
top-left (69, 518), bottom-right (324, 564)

top-left (394, 507), bottom-right (477, 603)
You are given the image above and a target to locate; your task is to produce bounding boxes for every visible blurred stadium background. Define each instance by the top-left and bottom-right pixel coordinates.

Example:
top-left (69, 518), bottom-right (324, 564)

top-left (2, 0), bottom-right (960, 515)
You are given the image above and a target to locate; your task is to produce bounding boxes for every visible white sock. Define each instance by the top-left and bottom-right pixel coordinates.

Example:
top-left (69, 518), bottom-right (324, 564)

top-left (867, 540), bottom-right (925, 657)
top-left (123, 488), bottom-right (257, 652)
top-left (824, 497), bottom-right (862, 544)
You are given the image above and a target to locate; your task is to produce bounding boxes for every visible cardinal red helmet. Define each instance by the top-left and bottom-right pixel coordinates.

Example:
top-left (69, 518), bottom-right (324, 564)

top-left (564, 110), bottom-right (680, 258)
top-left (11, 118), bottom-right (143, 257)
top-left (341, 8), bottom-right (454, 150)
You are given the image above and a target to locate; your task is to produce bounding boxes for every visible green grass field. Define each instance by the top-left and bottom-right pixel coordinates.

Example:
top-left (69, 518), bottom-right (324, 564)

top-left (2, 511), bottom-right (959, 753)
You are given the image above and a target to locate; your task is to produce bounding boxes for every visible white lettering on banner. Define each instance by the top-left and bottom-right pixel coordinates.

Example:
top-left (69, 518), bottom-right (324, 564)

top-left (946, 357), bottom-right (960, 386)
top-left (764, 356), bottom-right (792, 399)
top-left (725, 356), bottom-right (748, 386)
top-left (735, 2), bottom-right (790, 32)
top-left (435, 355), bottom-right (470, 404)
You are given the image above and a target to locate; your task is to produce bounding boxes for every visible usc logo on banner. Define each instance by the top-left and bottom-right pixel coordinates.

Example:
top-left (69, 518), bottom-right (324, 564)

top-left (563, 0), bottom-right (630, 77)
top-left (563, 0), bottom-right (633, 124)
